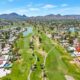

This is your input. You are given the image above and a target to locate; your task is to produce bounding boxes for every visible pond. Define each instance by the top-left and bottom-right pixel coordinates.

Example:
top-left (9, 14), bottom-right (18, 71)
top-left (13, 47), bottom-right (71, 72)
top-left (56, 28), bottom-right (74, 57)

top-left (23, 27), bottom-right (33, 36)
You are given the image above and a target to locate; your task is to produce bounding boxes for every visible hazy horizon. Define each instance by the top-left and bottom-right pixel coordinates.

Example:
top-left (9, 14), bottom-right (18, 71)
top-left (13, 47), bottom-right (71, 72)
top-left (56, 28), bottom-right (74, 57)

top-left (1, 12), bottom-right (80, 17)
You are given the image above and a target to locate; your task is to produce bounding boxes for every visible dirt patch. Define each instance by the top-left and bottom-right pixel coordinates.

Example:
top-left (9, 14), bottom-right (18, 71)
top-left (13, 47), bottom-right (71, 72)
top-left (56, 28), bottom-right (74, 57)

top-left (34, 36), bottom-right (40, 48)
top-left (70, 61), bottom-right (75, 64)
top-left (38, 49), bottom-right (47, 57)
top-left (73, 58), bottom-right (80, 67)
top-left (65, 75), bottom-right (75, 80)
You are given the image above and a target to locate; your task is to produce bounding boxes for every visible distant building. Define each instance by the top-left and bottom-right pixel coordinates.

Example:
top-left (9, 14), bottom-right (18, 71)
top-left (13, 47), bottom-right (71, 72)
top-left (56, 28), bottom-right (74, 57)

top-left (75, 43), bottom-right (80, 52)
top-left (69, 27), bottom-right (76, 33)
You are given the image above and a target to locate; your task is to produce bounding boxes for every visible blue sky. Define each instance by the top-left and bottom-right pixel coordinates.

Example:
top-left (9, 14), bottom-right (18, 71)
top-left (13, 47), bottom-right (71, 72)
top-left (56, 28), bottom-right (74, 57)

top-left (0, 0), bottom-right (80, 16)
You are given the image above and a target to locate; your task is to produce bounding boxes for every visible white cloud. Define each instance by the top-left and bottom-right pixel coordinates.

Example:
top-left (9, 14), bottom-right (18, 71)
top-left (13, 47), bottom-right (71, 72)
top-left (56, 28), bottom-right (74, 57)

top-left (29, 8), bottom-right (40, 11)
top-left (43, 4), bottom-right (57, 9)
top-left (61, 4), bottom-right (68, 7)
top-left (50, 7), bottom-right (80, 15)
top-left (0, 3), bottom-right (80, 17)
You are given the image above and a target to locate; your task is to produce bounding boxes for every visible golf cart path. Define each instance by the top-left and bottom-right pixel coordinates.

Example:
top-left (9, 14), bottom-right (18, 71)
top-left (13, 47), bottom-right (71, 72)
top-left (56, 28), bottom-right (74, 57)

top-left (27, 55), bottom-right (37, 80)
top-left (42, 47), bottom-right (54, 80)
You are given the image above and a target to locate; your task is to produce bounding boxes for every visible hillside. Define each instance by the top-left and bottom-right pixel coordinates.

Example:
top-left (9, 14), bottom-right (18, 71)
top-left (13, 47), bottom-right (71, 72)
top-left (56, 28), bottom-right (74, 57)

top-left (0, 13), bottom-right (28, 21)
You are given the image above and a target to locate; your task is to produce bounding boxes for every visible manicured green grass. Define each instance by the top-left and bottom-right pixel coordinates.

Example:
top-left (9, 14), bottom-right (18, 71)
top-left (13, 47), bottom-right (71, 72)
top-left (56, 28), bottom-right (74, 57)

top-left (45, 42), bottom-right (80, 80)
top-left (1, 27), bottom-right (80, 80)
top-left (2, 34), bottom-right (35, 80)
top-left (39, 32), bottom-right (80, 80)
top-left (30, 51), bottom-right (44, 80)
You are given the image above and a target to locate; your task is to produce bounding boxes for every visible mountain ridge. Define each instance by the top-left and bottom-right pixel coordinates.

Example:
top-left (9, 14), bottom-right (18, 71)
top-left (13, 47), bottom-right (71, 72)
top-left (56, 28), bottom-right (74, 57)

top-left (0, 13), bottom-right (28, 21)
top-left (0, 13), bottom-right (80, 21)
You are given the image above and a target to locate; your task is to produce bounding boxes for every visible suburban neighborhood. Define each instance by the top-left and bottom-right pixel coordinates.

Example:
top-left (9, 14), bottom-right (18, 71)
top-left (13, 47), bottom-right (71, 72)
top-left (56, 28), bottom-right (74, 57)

top-left (0, 0), bottom-right (80, 80)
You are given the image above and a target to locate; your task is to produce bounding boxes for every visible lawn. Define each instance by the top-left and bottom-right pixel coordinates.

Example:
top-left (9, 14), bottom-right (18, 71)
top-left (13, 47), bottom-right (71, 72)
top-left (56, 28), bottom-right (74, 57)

top-left (1, 27), bottom-right (80, 80)
top-left (1, 34), bottom-right (35, 80)
top-left (30, 51), bottom-right (44, 80)
top-left (38, 31), bottom-right (80, 80)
